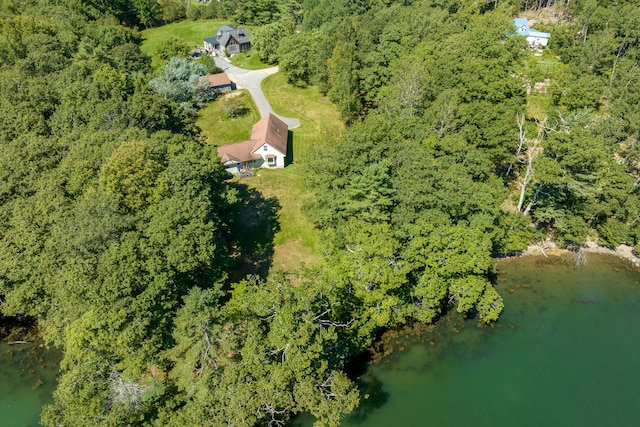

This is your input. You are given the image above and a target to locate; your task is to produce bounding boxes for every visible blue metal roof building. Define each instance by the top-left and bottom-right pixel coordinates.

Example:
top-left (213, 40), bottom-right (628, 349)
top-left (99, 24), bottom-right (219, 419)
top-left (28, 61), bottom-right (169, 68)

top-left (514, 18), bottom-right (550, 48)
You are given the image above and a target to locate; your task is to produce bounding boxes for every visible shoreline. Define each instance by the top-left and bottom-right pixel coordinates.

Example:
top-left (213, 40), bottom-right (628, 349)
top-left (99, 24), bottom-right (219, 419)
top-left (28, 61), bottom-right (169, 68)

top-left (513, 241), bottom-right (640, 267)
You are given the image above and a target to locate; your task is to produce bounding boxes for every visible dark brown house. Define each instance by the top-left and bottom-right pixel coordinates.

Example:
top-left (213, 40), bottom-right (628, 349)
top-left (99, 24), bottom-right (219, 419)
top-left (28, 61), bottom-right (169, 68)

top-left (204, 25), bottom-right (251, 56)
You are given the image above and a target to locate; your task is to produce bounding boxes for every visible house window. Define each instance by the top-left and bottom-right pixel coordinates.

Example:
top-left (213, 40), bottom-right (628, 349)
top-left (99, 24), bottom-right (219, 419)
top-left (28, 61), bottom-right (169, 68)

top-left (263, 145), bottom-right (268, 151)
top-left (267, 157), bottom-right (276, 166)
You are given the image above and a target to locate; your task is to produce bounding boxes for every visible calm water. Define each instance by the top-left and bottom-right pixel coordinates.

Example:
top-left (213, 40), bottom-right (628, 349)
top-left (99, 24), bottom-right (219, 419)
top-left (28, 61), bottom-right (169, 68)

top-left (338, 254), bottom-right (640, 427)
top-left (0, 342), bottom-right (59, 427)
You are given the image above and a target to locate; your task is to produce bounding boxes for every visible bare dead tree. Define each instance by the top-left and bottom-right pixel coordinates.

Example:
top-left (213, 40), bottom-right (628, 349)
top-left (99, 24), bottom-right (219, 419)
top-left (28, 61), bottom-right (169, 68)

top-left (345, 244), bottom-right (361, 254)
top-left (316, 373), bottom-right (338, 398)
top-left (507, 112), bottom-right (527, 177)
top-left (574, 246), bottom-right (587, 267)
top-left (195, 324), bottom-right (219, 375)
top-left (522, 181), bottom-right (544, 217)
top-left (313, 307), bottom-right (355, 328)
top-left (108, 368), bottom-right (143, 410)
top-left (518, 117), bottom-right (549, 216)
top-left (447, 293), bottom-right (458, 305)
top-left (257, 404), bottom-right (288, 427)
top-left (435, 93), bottom-right (459, 138)
top-left (266, 344), bottom-right (290, 363)
top-left (517, 146), bottom-right (535, 212)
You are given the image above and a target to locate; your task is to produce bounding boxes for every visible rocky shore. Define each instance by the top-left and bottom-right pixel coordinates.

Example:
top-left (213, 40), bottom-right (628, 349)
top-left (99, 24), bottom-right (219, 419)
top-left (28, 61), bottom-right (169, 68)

top-left (519, 240), bottom-right (640, 267)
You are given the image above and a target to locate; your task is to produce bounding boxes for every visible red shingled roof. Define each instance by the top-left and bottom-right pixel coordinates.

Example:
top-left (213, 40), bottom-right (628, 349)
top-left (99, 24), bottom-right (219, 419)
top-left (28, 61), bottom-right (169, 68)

top-left (216, 113), bottom-right (288, 165)
top-left (250, 113), bottom-right (288, 155)
top-left (200, 73), bottom-right (231, 88)
top-left (217, 140), bottom-right (261, 164)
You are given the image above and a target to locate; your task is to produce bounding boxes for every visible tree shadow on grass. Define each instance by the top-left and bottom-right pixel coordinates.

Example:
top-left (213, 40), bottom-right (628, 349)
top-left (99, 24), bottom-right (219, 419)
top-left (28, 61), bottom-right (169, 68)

top-left (285, 130), bottom-right (294, 166)
top-left (224, 182), bottom-right (281, 288)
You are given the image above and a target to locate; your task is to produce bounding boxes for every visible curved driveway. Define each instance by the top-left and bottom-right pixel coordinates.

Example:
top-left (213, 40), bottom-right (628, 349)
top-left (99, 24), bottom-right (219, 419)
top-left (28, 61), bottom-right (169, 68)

top-left (214, 57), bottom-right (300, 129)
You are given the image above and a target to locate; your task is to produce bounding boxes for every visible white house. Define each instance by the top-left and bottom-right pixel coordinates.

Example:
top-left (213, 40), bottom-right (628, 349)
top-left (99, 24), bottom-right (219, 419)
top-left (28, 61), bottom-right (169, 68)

top-left (216, 113), bottom-right (289, 174)
top-left (514, 18), bottom-right (550, 48)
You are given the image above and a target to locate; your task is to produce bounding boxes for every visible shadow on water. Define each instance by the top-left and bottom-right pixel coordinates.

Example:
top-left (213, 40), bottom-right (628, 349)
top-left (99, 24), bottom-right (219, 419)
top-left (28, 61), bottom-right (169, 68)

top-left (343, 375), bottom-right (389, 425)
top-left (224, 182), bottom-right (281, 287)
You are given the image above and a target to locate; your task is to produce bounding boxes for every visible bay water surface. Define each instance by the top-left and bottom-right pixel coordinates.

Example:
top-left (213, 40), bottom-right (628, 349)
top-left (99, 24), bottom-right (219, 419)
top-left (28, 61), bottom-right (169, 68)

top-left (0, 341), bottom-right (59, 426)
top-left (337, 254), bottom-right (640, 426)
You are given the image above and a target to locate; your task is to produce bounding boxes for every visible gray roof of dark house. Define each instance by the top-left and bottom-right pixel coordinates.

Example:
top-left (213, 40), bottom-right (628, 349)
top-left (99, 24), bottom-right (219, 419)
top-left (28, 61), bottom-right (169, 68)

top-left (215, 25), bottom-right (251, 47)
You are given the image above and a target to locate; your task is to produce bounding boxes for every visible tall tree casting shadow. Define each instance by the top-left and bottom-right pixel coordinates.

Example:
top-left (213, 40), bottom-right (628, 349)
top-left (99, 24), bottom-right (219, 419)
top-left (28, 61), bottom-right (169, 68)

top-left (225, 182), bottom-right (281, 287)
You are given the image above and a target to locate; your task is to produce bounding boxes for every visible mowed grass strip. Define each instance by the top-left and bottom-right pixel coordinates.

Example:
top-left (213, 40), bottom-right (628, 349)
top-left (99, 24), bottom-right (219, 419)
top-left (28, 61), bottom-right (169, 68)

top-left (227, 50), bottom-right (269, 70)
top-left (261, 73), bottom-right (343, 162)
top-left (248, 168), bottom-right (320, 271)
top-left (140, 20), bottom-right (269, 69)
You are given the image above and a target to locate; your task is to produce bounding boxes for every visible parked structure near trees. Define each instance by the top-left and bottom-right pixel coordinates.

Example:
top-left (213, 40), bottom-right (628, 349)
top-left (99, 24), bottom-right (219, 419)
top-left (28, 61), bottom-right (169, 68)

top-left (199, 73), bottom-right (234, 94)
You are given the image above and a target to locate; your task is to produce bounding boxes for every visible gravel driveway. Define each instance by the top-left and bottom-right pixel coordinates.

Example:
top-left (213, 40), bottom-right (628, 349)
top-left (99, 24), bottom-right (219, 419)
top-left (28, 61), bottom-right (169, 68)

top-left (214, 57), bottom-right (300, 129)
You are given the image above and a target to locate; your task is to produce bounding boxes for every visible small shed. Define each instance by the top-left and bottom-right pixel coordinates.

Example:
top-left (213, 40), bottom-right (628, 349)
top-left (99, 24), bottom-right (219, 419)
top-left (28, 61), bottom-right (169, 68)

top-left (200, 73), bottom-right (233, 94)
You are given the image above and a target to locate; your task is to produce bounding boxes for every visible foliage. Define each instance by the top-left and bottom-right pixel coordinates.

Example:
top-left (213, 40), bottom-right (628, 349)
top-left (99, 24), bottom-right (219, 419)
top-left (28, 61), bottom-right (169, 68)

top-left (149, 57), bottom-right (212, 108)
top-left (149, 35), bottom-right (191, 68)
top-left (5, 1), bottom-right (640, 426)
top-left (252, 20), bottom-right (295, 64)
top-left (278, 29), bottom-right (330, 89)
top-left (197, 91), bottom-right (260, 145)
top-left (196, 53), bottom-right (222, 74)
top-left (219, 94), bottom-right (250, 118)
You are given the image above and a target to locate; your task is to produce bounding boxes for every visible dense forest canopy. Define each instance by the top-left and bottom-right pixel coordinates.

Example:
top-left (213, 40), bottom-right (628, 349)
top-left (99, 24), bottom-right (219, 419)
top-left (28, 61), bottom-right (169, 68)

top-left (1, 0), bottom-right (640, 425)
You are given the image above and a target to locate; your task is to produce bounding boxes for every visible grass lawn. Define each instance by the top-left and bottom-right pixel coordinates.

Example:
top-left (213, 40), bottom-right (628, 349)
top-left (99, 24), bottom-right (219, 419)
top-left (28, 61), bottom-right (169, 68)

top-left (140, 20), bottom-right (269, 69)
top-left (246, 167), bottom-right (321, 271)
top-left (233, 73), bottom-right (343, 272)
top-left (227, 51), bottom-right (269, 70)
top-left (232, 164), bottom-right (322, 272)
top-left (197, 90), bottom-right (260, 145)
top-left (199, 71), bottom-right (342, 274)
top-left (140, 20), bottom-right (227, 56)
top-left (262, 73), bottom-right (343, 163)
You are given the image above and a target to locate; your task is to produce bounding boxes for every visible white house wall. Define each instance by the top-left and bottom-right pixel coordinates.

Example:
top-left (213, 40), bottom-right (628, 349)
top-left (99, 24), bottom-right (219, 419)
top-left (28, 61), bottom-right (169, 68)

top-left (254, 143), bottom-right (285, 168)
top-left (526, 35), bottom-right (549, 48)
